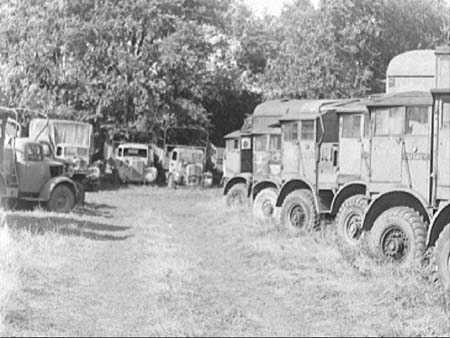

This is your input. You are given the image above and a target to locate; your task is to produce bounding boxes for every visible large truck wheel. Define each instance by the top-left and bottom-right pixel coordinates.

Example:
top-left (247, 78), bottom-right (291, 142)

top-left (47, 184), bottom-right (76, 213)
top-left (434, 225), bottom-right (450, 290)
top-left (368, 206), bottom-right (426, 266)
top-left (336, 194), bottom-right (368, 247)
top-left (280, 190), bottom-right (318, 232)
top-left (226, 183), bottom-right (247, 207)
top-left (253, 187), bottom-right (278, 225)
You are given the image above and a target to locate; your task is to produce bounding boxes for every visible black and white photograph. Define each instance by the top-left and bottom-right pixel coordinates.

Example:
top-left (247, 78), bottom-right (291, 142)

top-left (0, 0), bottom-right (448, 336)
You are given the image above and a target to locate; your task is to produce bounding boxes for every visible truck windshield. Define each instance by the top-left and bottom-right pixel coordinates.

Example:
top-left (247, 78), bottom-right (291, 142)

top-left (124, 148), bottom-right (147, 158)
top-left (64, 146), bottom-right (89, 157)
top-left (26, 144), bottom-right (43, 161)
top-left (181, 151), bottom-right (203, 163)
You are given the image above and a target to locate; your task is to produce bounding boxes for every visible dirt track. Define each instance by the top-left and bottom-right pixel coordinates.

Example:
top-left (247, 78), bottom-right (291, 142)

top-left (3, 186), bottom-right (449, 336)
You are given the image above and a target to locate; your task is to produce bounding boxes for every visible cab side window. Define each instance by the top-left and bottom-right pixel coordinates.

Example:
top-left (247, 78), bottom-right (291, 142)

top-left (300, 120), bottom-right (315, 141)
top-left (172, 151), bottom-right (178, 160)
top-left (342, 115), bottom-right (361, 138)
top-left (374, 107), bottom-right (404, 136)
top-left (118, 148), bottom-right (123, 157)
top-left (405, 106), bottom-right (429, 135)
top-left (284, 122), bottom-right (298, 141)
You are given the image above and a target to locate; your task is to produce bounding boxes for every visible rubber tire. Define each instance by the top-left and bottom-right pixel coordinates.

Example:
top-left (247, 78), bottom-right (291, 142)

top-left (336, 194), bottom-right (368, 247)
top-left (368, 206), bottom-right (427, 267)
top-left (280, 189), bottom-right (318, 232)
top-left (226, 183), bottom-right (247, 207)
top-left (434, 225), bottom-right (450, 290)
top-left (253, 187), bottom-right (278, 225)
top-left (75, 182), bottom-right (86, 206)
top-left (168, 175), bottom-right (176, 189)
top-left (47, 185), bottom-right (76, 213)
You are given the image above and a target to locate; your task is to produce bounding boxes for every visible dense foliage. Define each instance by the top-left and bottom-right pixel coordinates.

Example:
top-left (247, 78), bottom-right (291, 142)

top-left (0, 0), bottom-right (448, 146)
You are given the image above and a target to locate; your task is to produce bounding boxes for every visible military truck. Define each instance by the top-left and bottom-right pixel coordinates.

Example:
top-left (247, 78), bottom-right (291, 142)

top-left (29, 118), bottom-right (98, 202)
top-left (223, 101), bottom-right (285, 208)
top-left (0, 108), bottom-right (79, 212)
top-left (271, 100), bottom-right (342, 231)
top-left (114, 143), bottom-right (158, 184)
top-left (163, 127), bottom-right (213, 188)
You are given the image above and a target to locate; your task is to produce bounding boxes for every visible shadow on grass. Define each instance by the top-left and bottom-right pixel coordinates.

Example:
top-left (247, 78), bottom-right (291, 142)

top-left (74, 202), bottom-right (118, 219)
top-left (5, 213), bottom-right (131, 242)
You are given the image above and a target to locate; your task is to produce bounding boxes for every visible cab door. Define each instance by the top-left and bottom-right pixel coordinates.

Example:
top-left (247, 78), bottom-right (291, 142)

top-left (370, 107), bottom-right (404, 183)
top-left (435, 96), bottom-right (450, 201)
top-left (240, 136), bottom-right (253, 173)
top-left (224, 138), bottom-right (240, 178)
top-left (281, 122), bottom-right (299, 180)
top-left (339, 114), bottom-right (363, 178)
top-left (403, 106), bottom-right (431, 197)
top-left (253, 135), bottom-right (269, 179)
top-left (299, 120), bottom-right (316, 182)
top-left (17, 144), bottom-right (47, 194)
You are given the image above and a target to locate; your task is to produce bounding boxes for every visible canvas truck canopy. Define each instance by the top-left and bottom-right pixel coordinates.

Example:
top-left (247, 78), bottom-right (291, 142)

top-left (29, 119), bottom-right (93, 148)
top-left (366, 91), bottom-right (433, 108)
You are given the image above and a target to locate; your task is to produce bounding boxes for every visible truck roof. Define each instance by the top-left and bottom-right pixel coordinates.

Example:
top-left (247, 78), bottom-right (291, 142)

top-left (224, 130), bottom-right (242, 139)
top-left (386, 50), bottom-right (435, 77)
top-left (366, 91), bottom-right (433, 107)
top-left (118, 143), bottom-right (149, 150)
top-left (321, 98), bottom-right (369, 114)
top-left (279, 99), bottom-right (341, 122)
top-left (31, 118), bottom-right (91, 126)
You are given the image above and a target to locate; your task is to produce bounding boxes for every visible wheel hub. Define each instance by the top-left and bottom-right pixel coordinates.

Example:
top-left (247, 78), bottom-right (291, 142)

top-left (262, 200), bottom-right (273, 217)
top-left (381, 227), bottom-right (409, 261)
top-left (345, 213), bottom-right (361, 240)
top-left (231, 191), bottom-right (244, 206)
top-left (290, 205), bottom-right (305, 228)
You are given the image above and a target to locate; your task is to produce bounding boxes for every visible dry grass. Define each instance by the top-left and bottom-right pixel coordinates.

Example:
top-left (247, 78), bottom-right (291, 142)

top-left (0, 186), bottom-right (447, 336)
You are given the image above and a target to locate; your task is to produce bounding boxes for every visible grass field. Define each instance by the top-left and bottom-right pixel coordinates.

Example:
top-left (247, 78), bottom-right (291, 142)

top-left (0, 186), bottom-right (448, 336)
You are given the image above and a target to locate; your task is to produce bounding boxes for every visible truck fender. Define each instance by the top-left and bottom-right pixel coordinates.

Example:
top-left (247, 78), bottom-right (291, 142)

top-left (329, 181), bottom-right (367, 216)
top-left (427, 203), bottom-right (450, 247)
top-left (252, 180), bottom-right (280, 200)
top-left (39, 176), bottom-right (78, 202)
top-left (223, 174), bottom-right (252, 197)
top-left (275, 178), bottom-right (318, 210)
top-left (361, 188), bottom-right (431, 232)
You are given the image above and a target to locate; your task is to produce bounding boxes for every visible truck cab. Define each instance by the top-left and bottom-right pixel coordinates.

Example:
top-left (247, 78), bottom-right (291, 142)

top-left (167, 146), bottom-right (207, 187)
top-left (274, 100), bottom-right (341, 231)
top-left (115, 143), bottom-right (157, 184)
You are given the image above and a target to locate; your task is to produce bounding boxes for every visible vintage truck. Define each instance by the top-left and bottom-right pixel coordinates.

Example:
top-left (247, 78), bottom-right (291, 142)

top-left (29, 118), bottom-right (99, 202)
top-left (0, 108), bottom-right (79, 212)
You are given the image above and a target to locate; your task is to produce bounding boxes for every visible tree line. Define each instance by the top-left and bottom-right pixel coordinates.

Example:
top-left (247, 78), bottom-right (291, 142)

top-left (0, 0), bottom-right (447, 147)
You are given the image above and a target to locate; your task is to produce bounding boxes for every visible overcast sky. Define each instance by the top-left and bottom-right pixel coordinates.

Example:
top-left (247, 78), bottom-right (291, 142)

top-left (245, 0), bottom-right (320, 17)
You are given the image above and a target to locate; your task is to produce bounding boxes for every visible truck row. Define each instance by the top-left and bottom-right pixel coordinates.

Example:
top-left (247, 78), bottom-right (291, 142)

top-left (222, 46), bottom-right (450, 291)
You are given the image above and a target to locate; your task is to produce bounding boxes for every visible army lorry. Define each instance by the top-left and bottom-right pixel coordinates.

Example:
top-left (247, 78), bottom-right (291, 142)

top-left (29, 118), bottom-right (98, 202)
top-left (0, 108), bottom-right (79, 212)
top-left (271, 100), bottom-right (342, 231)
top-left (223, 100), bottom-right (286, 207)
top-left (163, 127), bottom-right (213, 188)
top-left (114, 143), bottom-right (158, 184)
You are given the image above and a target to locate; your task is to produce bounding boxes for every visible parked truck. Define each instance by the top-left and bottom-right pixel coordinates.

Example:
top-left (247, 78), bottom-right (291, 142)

top-left (29, 118), bottom-right (99, 202)
top-left (0, 108), bottom-right (79, 212)
top-left (163, 127), bottom-right (213, 188)
top-left (223, 100), bottom-right (286, 208)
